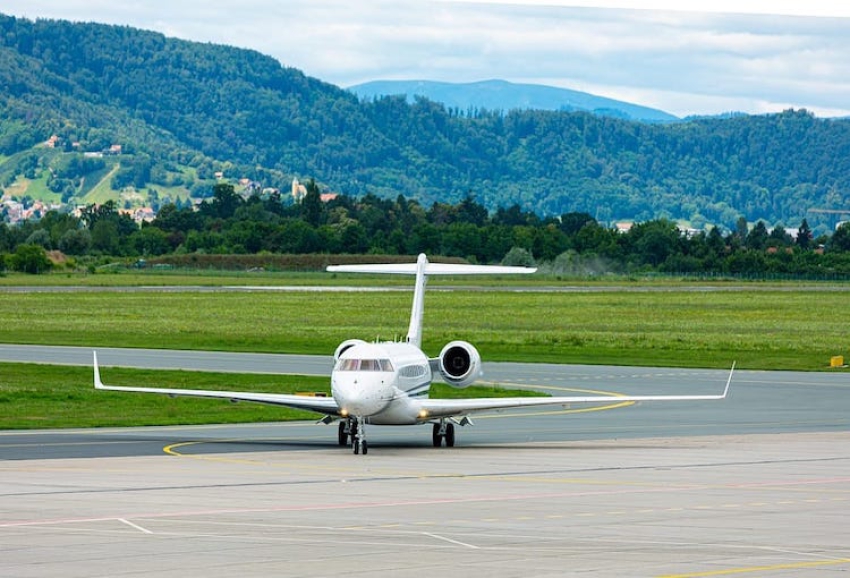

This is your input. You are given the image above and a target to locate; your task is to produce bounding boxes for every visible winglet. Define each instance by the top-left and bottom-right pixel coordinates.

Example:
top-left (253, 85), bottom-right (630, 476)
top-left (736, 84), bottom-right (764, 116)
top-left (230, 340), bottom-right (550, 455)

top-left (721, 361), bottom-right (735, 399)
top-left (93, 351), bottom-right (104, 389)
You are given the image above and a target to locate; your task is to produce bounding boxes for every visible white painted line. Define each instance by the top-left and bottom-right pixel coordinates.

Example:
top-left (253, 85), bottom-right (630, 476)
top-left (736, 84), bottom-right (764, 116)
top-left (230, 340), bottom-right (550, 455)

top-left (118, 518), bottom-right (154, 535)
top-left (421, 532), bottom-right (479, 549)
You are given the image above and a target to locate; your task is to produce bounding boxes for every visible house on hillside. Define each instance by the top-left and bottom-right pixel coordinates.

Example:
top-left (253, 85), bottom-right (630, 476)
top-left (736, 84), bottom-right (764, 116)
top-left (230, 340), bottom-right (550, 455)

top-left (291, 177), bottom-right (307, 203)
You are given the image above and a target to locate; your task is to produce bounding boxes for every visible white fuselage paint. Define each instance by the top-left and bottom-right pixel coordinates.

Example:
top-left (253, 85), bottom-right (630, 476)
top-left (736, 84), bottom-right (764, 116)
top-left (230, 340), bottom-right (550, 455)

top-left (331, 341), bottom-right (433, 425)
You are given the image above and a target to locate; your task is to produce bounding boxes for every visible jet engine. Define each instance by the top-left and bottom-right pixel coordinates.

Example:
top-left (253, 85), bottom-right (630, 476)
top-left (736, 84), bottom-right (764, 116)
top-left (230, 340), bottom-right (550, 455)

top-left (333, 339), bottom-right (367, 364)
top-left (438, 340), bottom-right (482, 388)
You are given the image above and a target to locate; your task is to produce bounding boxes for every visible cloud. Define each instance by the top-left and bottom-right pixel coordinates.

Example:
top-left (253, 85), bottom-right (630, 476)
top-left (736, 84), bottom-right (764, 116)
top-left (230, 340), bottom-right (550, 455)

top-left (2, 0), bottom-right (848, 117)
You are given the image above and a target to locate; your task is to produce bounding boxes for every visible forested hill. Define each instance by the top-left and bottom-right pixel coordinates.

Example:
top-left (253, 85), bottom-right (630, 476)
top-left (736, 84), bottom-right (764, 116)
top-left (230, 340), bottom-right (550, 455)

top-left (2, 13), bottom-right (850, 230)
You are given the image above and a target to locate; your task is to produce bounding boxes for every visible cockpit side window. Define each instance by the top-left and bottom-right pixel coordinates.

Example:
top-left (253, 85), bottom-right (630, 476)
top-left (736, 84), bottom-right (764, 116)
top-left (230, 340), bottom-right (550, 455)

top-left (337, 358), bottom-right (359, 371)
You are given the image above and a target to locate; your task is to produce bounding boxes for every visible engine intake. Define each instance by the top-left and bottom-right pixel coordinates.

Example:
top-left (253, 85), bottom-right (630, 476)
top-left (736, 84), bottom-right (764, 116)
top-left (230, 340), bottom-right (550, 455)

top-left (333, 339), bottom-right (367, 364)
top-left (438, 341), bottom-right (481, 388)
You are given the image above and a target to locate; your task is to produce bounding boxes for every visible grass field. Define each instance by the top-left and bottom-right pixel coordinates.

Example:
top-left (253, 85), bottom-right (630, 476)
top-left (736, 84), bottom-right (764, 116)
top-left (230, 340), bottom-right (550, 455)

top-left (1, 278), bottom-right (847, 430)
top-left (1, 286), bottom-right (848, 370)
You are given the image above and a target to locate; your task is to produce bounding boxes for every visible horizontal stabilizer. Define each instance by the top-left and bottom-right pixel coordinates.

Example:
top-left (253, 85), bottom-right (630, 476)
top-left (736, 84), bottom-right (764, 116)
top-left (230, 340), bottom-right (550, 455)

top-left (328, 253), bottom-right (534, 348)
top-left (327, 262), bottom-right (536, 275)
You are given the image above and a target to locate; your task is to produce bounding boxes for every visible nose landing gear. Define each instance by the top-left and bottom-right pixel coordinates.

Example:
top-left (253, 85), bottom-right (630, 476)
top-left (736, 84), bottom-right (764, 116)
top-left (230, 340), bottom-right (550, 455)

top-left (341, 417), bottom-right (368, 455)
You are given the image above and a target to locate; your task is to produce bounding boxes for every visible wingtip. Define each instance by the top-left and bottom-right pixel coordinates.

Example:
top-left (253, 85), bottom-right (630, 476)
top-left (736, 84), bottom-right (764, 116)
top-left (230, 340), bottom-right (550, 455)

top-left (93, 351), bottom-right (103, 389)
top-left (722, 361), bottom-right (735, 398)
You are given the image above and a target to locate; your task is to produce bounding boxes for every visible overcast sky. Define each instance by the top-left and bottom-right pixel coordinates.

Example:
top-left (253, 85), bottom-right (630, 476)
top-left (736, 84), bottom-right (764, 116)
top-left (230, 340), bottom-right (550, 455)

top-left (2, 1), bottom-right (849, 118)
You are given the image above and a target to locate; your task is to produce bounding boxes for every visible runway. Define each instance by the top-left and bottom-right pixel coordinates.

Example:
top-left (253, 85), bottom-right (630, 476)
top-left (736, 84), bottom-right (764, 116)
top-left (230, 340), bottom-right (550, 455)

top-left (2, 346), bottom-right (850, 576)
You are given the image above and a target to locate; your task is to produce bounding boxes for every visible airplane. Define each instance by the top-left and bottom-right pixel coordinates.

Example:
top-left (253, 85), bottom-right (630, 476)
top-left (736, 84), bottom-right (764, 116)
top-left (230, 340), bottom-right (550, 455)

top-left (93, 253), bottom-right (734, 455)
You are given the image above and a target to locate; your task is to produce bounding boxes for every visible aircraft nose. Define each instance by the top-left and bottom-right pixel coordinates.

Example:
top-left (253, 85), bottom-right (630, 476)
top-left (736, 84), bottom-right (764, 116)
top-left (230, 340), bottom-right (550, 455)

top-left (332, 373), bottom-right (393, 416)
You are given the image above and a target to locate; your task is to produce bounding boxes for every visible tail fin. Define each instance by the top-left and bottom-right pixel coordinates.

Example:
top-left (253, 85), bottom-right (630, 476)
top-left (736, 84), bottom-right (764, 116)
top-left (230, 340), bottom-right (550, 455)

top-left (327, 254), bottom-right (536, 348)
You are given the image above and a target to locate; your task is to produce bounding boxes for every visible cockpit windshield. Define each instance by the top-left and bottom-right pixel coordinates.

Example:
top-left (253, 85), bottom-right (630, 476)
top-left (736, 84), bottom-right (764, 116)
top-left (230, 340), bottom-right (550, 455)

top-left (336, 359), bottom-right (394, 372)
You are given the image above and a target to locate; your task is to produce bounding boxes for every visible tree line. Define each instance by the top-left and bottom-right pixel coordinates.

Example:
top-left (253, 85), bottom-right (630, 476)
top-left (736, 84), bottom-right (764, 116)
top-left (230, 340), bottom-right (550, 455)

top-left (3, 183), bottom-right (850, 278)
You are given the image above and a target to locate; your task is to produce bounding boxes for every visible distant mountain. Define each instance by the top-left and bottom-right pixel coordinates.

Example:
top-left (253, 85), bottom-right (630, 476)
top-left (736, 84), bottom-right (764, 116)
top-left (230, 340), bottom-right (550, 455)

top-left (348, 79), bottom-right (678, 123)
top-left (3, 13), bottom-right (850, 231)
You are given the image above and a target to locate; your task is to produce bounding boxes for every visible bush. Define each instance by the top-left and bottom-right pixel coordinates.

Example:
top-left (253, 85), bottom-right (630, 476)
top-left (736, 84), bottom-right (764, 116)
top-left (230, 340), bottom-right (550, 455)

top-left (11, 244), bottom-right (53, 274)
top-left (502, 246), bottom-right (536, 267)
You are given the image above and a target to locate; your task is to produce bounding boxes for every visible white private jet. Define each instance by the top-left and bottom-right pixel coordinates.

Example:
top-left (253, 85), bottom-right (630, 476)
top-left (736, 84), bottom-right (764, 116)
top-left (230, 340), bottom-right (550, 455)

top-left (94, 253), bottom-right (733, 455)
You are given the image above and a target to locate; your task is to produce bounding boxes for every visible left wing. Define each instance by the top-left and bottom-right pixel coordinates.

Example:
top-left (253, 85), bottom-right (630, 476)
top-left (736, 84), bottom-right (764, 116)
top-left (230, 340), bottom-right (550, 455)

top-left (419, 363), bottom-right (735, 420)
top-left (93, 352), bottom-right (340, 416)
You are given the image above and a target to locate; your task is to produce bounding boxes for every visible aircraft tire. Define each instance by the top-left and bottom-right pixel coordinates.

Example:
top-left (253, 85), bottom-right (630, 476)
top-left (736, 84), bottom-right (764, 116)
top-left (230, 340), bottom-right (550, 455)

top-left (338, 421), bottom-right (348, 446)
top-left (432, 423), bottom-right (442, 447)
top-left (445, 423), bottom-right (455, 447)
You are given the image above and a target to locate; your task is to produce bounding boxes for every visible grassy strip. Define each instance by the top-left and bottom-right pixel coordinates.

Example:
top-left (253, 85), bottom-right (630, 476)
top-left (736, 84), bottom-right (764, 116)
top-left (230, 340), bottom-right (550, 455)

top-left (1, 289), bottom-right (848, 370)
top-left (0, 363), bottom-right (540, 429)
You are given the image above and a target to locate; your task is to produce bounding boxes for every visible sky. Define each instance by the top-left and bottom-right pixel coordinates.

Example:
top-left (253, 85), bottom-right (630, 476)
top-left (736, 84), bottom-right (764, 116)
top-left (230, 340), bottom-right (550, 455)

top-left (2, 1), bottom-right (849, 118)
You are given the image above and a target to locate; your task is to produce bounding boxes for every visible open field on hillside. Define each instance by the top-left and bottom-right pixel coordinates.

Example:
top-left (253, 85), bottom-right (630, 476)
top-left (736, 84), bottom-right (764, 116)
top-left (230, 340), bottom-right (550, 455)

top-left (1, 287), bottom-right (848, 370)
top-left (0, 363), bottom-right (538, 429)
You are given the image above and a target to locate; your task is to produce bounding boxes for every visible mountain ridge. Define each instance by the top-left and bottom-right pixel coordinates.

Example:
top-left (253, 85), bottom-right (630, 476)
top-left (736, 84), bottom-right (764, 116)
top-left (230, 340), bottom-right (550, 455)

top-left (348, 79), bottom-right (679, 123)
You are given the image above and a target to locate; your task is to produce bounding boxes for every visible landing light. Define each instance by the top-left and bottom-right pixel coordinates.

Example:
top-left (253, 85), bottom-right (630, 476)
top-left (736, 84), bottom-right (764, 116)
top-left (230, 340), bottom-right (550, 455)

top-left (340, 409), bottom-right (349, 417)
top-left (418, 410), bottom-right (429, 418)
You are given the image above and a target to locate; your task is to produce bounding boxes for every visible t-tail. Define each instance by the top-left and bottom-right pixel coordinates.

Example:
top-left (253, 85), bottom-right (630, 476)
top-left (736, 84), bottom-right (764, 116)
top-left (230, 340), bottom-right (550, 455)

top-left (326, 253), bottom-right (537, 348)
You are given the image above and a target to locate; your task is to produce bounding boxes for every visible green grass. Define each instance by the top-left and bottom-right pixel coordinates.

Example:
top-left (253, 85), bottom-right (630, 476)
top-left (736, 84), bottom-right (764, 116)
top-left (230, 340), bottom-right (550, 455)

top-left (19, 171), bottom-right (60, 202)
top-left (0, 363), bottom-right (540, 429)
top-left (78, 160), bottom-right (119, 198)
top-left (81, 163), bottom-right (120, 204)
top-left (1, 287), bottom-right (848, 371)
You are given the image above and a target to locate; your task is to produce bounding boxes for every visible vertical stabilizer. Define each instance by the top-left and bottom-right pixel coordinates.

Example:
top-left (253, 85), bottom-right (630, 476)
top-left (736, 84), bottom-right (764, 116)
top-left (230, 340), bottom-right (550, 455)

top-left (406, 254), bottom-right (429, 347)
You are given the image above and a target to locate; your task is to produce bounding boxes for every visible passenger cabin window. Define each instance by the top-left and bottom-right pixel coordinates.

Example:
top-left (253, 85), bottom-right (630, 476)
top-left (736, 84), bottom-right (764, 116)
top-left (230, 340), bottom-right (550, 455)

top-left (336, 359), bottom-right (394, 372)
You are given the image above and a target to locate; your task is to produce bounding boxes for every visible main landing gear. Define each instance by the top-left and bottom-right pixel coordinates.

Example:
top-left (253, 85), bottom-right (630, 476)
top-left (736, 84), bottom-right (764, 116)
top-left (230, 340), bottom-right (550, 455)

top-left (339, 417), bottom-right (368, 455)
top-left (432, 420), bottom-right (455, 448)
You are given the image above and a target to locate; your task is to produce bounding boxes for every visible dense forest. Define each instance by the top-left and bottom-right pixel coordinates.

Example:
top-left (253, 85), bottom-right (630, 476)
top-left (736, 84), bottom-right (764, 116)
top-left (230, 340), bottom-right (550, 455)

top-left (2, 14), bottom-right (850, 232)
top-left (4, 183), bottom-right (850, 278)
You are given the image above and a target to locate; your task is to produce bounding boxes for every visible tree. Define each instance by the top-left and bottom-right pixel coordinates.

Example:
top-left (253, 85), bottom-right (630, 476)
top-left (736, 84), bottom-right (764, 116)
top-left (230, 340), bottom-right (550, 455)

top-left (91, 220), bottom-right (120, 254)
top-left (300, 179), bottom-right (324, 227)
top-left (202, 183), bottom-right (243, 220)
top-left (24, 229), bottom-right (51, 249)
top-left (734, 216), bottom-right (749, 241)
top-left (559, 212), bottom-right (596, 237)
top-left (58, 229), bottom-right (92, 255)
top-left (627, 219), bottom-right (682, 267)
top-left (455, 193), bottom-right (488, 226)
top-left (796, 218), bottom-right (812, 250)
top-left (130, 226), bottom-right (170, 256)
top-left (11, 244), bottom-right (52, 274)
top-left (828, 222), bottom-right (850, 253)
top-left (502, 246), bottom-right (535, 267)
top-left (746, 221), bottom-right (769, 251)
top-left (767, 225), bottom-right (792, 248)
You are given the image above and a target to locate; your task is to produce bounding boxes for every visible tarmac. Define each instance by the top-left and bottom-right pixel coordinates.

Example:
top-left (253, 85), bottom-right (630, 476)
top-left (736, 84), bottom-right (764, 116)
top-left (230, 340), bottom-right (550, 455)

top-left (2, 349), bottom-right (849, 576)
top-left (3, 427), bottom-right (850, 577)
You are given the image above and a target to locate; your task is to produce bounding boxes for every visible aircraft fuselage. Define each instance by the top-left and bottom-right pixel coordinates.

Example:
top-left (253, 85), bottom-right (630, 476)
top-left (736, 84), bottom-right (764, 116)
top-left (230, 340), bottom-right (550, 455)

top-left (331, 341), bottom-right (432, 425)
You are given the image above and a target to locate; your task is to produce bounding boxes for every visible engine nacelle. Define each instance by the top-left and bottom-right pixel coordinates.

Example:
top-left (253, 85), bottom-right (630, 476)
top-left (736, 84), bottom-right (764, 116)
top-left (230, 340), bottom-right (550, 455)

top-left (333, 339), bottom-right (367, 364)
top-left (438, 340), bottom-right (482, 388)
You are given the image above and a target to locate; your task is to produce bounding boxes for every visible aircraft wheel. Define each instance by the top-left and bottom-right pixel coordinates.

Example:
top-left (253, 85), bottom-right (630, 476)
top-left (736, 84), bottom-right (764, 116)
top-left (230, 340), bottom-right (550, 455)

top-left (353, 440), bottom-right (360, 455)
top-left (338, 421), bottom-right (348, 446)
top-left (445, 423), bottom-right (455, 447)
top-left (432, 423), bottom-right (442, 447)
top-left (362, 440), bottom-right (368, 455)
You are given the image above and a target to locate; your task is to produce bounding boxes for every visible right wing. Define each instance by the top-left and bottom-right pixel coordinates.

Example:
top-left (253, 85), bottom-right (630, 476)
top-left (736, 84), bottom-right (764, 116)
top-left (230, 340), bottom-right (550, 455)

top-left (420, 363), bottom-right (735, 420)
top-left (93, 352), bottom-right (340, 416)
